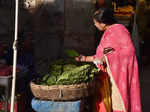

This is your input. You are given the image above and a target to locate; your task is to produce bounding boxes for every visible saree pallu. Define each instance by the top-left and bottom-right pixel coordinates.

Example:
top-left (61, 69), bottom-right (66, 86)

top-left (94, 62), bottom-right (126, 112)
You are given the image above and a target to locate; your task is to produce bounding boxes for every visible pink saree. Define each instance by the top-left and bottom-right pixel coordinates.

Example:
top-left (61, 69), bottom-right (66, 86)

top-left (94, 24), bottom-right (142, 112)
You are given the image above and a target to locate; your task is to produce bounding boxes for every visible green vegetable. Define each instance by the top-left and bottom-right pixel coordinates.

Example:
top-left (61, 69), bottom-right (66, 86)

top-left (42, 74), bottom-right (50, 82)
top-left (63, 64), bottom-right (77, 71)
top-left (49, 64), bottom-right (63, 76)
top-left (37, 59), bottom-right (99, 85)
top-left (64, 49), bottom-right (79, 58)
top-left (46, 75), bottom-right (57, 86)
top-left (56, 64), bottom-right (91, 85)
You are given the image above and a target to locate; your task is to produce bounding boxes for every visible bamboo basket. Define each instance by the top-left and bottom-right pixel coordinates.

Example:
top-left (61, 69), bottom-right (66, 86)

top-left (30, 80), bottom-right (96, 101)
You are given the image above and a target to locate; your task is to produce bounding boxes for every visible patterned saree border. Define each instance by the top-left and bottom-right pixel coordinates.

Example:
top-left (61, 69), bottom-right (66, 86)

top-left (104, 55), bottom-right (126, 112)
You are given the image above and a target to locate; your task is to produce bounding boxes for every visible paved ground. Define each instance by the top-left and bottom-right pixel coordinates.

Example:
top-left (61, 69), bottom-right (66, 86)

top-left (140, 64), bottom-right (150, 112)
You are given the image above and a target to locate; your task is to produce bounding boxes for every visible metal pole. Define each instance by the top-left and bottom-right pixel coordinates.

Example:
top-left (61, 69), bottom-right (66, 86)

top-left (10, 0), bottom-right (19, 111)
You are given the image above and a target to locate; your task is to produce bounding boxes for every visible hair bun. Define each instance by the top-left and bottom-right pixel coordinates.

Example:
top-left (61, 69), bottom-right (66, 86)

top-left (93, 8), bottom-right (117, 25)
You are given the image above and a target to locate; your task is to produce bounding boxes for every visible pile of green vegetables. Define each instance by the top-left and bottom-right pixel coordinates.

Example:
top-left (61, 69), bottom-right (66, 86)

top-left (35, 59), bottom-right (98, 85)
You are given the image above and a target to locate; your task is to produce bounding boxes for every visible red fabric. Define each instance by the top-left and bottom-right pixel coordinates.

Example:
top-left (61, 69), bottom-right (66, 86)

top-left (0, 66), bottom-right (12, 76)
top-left (0, 66), bottom-right (20, 76)
top-left (95, 66), bottom-right (109, 112)
top-left (95, 75), bottom-right (108, 112)
top-left (0, 102), bottom-right (3, 109)
top-left (0, 93), bottom-right (27, 112)
top-left (94, 24), bottom-right (142, 112)
top-left (0, 101), bottom-right (17, 112)
top-left (96, 101), bottom-right (107, 112)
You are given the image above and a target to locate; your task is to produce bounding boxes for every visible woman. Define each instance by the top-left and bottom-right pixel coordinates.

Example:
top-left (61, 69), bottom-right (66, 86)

top-left (76, 8), bottom-right (142, 112)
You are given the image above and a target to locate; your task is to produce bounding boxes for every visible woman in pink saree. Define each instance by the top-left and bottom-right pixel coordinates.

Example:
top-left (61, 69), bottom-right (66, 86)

top-left (76, 8), bottom-right (142, 112)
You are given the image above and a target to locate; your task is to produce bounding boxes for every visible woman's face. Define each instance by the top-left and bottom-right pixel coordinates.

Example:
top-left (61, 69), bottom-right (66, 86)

top-left (93, 19), bottom-right (106, 31)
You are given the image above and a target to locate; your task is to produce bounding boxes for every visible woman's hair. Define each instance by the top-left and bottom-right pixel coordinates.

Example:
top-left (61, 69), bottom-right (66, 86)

top-left (93, 8), bottom-right (117, 25)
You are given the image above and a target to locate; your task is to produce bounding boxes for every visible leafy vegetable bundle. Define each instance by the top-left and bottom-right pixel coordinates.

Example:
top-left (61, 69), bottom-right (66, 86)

top-left (36, 59), bottom-right (98, 85)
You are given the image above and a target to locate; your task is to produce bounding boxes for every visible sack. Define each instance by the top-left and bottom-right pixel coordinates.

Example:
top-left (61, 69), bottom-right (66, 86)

top-left (31, 98), bottom-right (81, 112)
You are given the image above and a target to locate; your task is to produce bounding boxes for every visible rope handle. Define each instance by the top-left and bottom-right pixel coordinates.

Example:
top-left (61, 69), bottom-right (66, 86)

top-left (59, 89), bottom-right (63, 98)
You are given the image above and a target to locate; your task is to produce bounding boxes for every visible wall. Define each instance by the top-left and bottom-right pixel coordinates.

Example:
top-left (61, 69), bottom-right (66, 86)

top-left (0, 0), bottom-right (96, 74)
top-left (64, 0), bottom-right (96, 55)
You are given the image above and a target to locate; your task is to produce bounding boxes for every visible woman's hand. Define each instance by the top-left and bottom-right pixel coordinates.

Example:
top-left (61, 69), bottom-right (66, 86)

top-left (93, 56), bottom-right (106, 65)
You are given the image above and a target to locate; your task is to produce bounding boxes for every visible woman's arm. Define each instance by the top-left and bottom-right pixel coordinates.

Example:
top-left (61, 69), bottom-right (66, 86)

top-left (83, 56), bottom-right (94, 62)
top-left (75, 55), bottom-right (106, 69)
top-left (75, 55), bottom-right (94, 62)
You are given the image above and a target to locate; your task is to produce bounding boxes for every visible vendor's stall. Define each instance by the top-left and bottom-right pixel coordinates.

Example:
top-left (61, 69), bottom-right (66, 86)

top-left (0, 76), bottom-right (12, 112)
top-left (0, 72), bottom-right (27, 112)
top-left (30, 58), bottom-right (99, 112)
top-left (0, 0), bottom-right (138, 112)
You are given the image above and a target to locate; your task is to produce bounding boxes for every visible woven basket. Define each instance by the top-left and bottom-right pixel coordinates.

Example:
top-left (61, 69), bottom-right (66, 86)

top-left (30, 81), bottom-right (96, 101)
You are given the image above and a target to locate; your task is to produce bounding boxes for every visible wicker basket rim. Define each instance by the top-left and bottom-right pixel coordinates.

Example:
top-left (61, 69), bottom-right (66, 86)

top-left (30, 80), bottom-right (95, 89)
